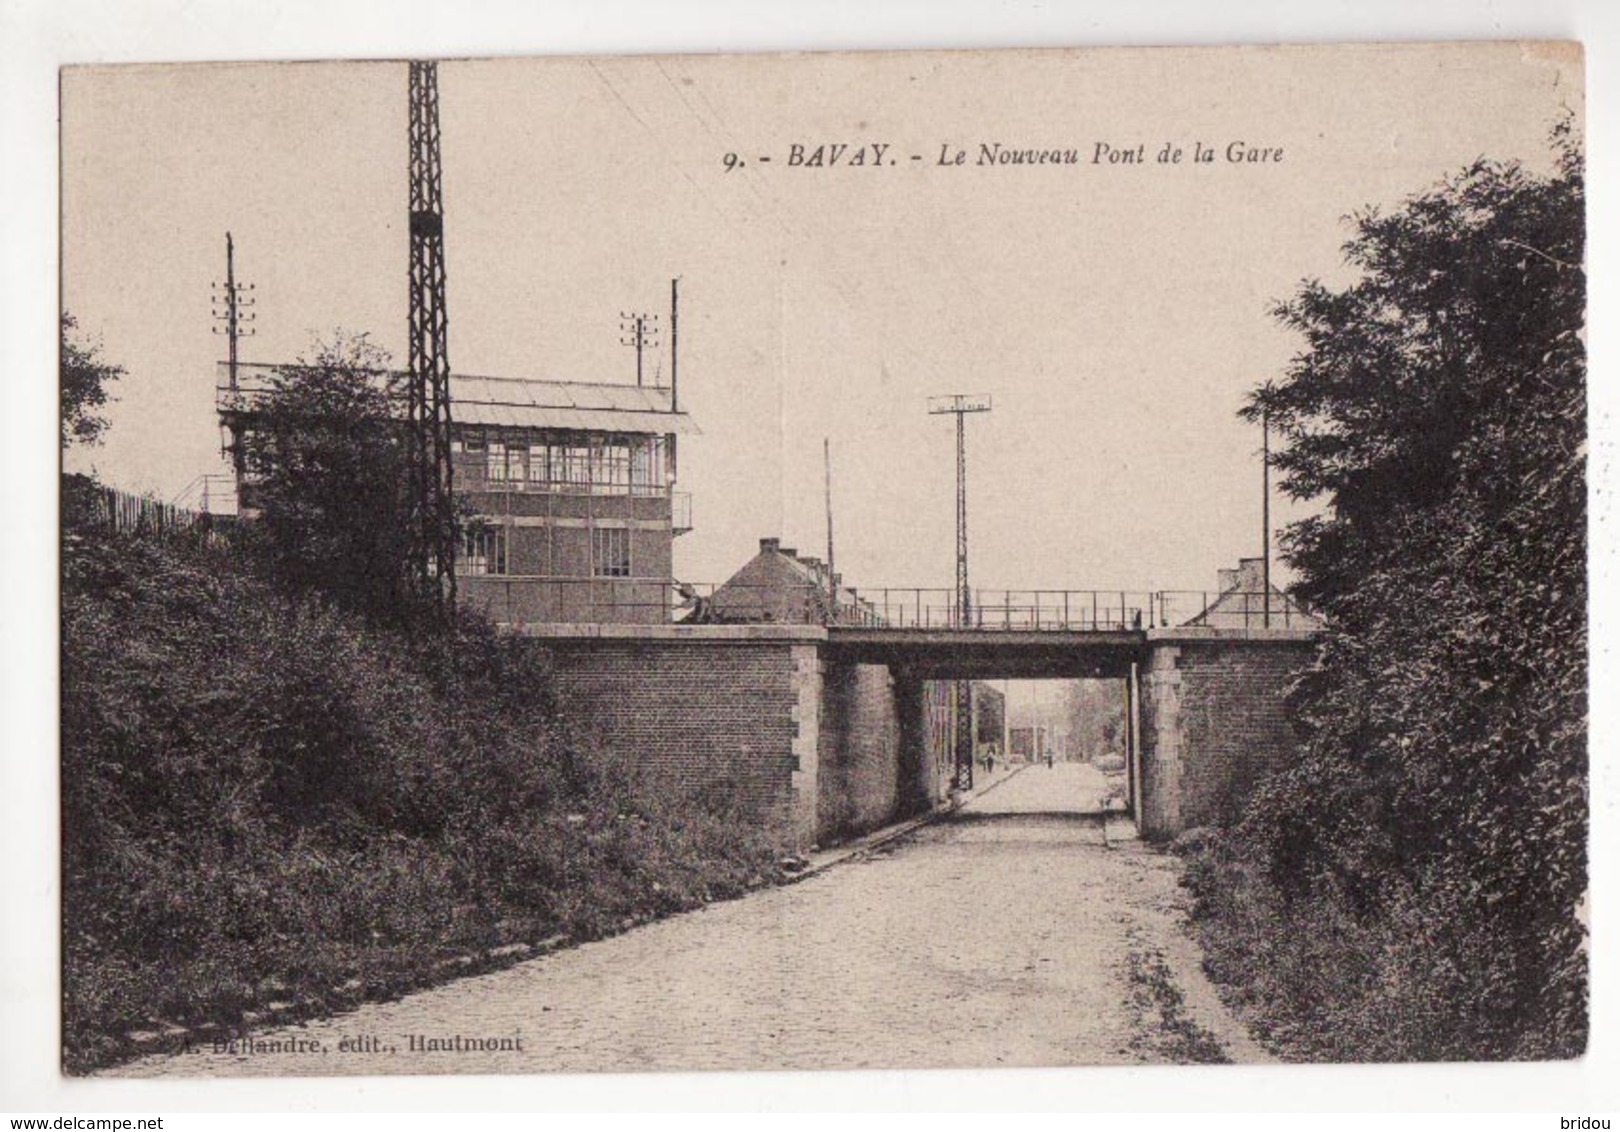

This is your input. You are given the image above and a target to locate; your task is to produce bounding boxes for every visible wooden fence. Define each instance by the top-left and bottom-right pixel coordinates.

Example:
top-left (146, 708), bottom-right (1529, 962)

top-left (77, 485), bottom-right (227, 544)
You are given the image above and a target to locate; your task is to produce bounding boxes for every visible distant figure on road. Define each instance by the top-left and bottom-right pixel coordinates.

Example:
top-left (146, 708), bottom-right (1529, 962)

top-left (1045, 752), bottom-right (1054, 769)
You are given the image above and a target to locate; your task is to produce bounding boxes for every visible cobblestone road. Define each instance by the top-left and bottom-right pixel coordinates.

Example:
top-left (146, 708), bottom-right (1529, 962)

top-left (111, 765), bottom-right (1266, 1077)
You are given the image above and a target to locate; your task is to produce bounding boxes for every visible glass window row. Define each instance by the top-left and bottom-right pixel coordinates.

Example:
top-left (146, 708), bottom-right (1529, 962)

top-left (457, 522), bottom-right (635, 578)
top-left (463, 434), bottom-right (669, 495)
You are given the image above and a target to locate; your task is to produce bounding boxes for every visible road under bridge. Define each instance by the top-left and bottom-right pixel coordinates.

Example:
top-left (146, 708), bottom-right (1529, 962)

top-left (529, 619), bottom-right (1320, 849)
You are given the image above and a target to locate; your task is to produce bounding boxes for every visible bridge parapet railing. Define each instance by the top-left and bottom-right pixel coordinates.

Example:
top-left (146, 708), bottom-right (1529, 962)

top-left (1151, 589), bottom-right (1320, 630)
top-left (458, 577), bottom-right (1163, 629)
top-left (851, 589), bottom-right (1158, 632)
top-left (699, 584), bottom-right (1159, 630)
top-left (458, 576), bottom-right (1320, 631)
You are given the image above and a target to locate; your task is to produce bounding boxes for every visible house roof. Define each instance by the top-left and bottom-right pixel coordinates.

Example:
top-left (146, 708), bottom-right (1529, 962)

top-left (216, 362), bottom-right (700, 436)
top-left (1178, 558), bottom-right (1324, 629)
top-left (707, 539), bottom-right (887, 626)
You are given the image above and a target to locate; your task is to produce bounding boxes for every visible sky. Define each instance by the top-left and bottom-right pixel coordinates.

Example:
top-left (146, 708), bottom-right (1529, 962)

top-left (60, 42), bottom-right (1580, 594)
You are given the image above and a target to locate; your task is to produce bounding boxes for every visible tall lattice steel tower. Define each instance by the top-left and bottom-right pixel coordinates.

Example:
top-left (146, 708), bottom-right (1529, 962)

top-left (407, 60), bottom-right (457, 610)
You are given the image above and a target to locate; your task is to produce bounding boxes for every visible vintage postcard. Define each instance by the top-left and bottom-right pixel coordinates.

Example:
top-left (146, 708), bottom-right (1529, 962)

top-left (58, 41), bottom-right (1585, 1078)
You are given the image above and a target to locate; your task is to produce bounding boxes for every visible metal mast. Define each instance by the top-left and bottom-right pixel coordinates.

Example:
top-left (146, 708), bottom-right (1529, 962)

top-left (407, 60), bottom-right (457, 611)
top-left (955, 411), bottom-right (969, 623)
top-left (928, 393), bottom-right (992, 790)
top-left (1262, 401), bottom-right (1271, 627)
top-left (669, 278), bottom-right (679, 410)
top-left (1259, 381), bottom-right (1275, 628)
top-left (824, 437), bottom-right (836, 623)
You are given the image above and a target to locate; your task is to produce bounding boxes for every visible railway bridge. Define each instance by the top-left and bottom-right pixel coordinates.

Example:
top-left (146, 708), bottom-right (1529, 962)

top-left (525, 583), bottom-right (1322, 850)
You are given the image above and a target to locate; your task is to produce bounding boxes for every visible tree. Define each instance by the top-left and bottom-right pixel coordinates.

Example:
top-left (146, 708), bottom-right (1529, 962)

top-left (237, 333), bottom-right (423, 624)
top-left (1064, 679), bottom-right (1125, 762)
top-left (1239, 128), bottom-right (1585, 1058)
top-left (61, 312), bottom-right (122, 450)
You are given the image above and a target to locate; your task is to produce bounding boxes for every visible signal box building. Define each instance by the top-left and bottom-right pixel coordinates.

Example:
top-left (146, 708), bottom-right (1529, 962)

top-left (217, 363), bottom-right (698, 626)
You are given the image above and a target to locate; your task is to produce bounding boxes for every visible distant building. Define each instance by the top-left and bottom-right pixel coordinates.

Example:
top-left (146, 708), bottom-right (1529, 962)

top-left (975, 683), bottom-right (1006, 751)
top-left (923, 679), bottom-right (1004, 779)
top-left (216, 362), bottom-right (698, 625)
top-left (1180, 557), bottom-right (1323, 630)
top-left (1008, 725), bottom-right (1049, 761)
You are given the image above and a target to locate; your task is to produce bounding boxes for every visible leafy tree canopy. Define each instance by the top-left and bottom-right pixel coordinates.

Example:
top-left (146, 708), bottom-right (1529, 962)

top-left (1238, 126), bottom-right (1585, 1058)
top-left (237, 333), bottom-right (423, 624)
top-left (61, 312), bottom-right (123, 451)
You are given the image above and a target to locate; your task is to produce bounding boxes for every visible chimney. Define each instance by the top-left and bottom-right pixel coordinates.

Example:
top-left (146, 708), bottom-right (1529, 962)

top-left (780, 547), bottom-right (798, 559)
top-left (760, 537), bottom-right (781, 554)
top-left (1238, 557), bottom-right (1267, 593)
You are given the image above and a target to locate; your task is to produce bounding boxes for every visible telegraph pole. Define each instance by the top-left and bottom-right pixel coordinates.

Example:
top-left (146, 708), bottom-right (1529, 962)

top-left (928, 393), bottom-right (992, 789)
top-left (211, 231), bottom-right (255, 391)
top-left (824, 437), bottom-right (837, 624)
top-left (669, 278), bottom-right (680, 409)
top-left (1260, 383), bottom-right (1275, 628)
top-left (1262, 403), bottom-right (1271, 626)
top-left (620, 311), bottom-right (660, 386)
top-left (407, 59), bottom-right (458, 612)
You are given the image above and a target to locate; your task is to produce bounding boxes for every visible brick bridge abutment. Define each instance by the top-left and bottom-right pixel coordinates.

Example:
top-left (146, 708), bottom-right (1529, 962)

top-left (1137, 628), bottom-right (1319, 840)
top-left (525, 624), bottom-right (1319, 851)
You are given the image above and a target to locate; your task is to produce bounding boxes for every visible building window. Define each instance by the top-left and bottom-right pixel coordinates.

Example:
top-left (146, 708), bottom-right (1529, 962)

top-left (630, 436), bottom-right (667, 495)
top-left (486, 441), bottom-right (525, 485)
top-left (558, 444), bottom-right (591, 492)
top-left (592, 526), bottom-right (631, 577)
top-left (591, 442), bottom-right (632, 495)
top-left (461, 523), bottom-right (507, 576)
top-left (528, 443), bottom-right (551, 486)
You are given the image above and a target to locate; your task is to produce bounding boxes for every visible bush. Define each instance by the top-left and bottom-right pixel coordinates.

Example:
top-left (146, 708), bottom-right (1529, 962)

top-left (1207, 133), bottom-right (1587, 1061)
top-left (60, 522), bottom-right (786, 1072)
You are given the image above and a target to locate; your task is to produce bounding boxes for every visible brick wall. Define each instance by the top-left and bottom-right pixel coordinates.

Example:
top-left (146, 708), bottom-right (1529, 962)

top-left (1138, 650), bottom-right (1183, 838)
top-left (816, 661), bottom-right (903, 844)
top-left (1175, 642), bottom-right (1310, 828)
top-left (547, 639), bottom-right (806, 843)
top-left (894, 676), bottom-right (941, 815)
top-left (464, 577), bottom-right (675, 626)
top-left (1138, 635), bottom-right (1315, 839)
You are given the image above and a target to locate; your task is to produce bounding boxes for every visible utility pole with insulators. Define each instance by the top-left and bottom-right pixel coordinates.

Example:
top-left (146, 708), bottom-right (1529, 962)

top-left (928, 392), bottom-right (992, 790)
top-left (824, 436), bottom-right (837, 624)
top-left (407, 59), bottom-right (458, 612)
top-left (620, 310), bottom-right (660, 386)
top-left (211, 231), bottom-right (256, 391)
top-left (669, 278), bottom-right (680, 409)
top-left (1259, 380), bottom-right (1275, 628)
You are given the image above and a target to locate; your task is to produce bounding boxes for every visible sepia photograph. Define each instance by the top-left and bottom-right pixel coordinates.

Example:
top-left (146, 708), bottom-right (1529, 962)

top-left (33, 18), bottom-right (1595, 1106)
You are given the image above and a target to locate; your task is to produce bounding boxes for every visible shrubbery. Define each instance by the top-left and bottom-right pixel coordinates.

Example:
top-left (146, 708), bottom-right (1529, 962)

top-left (1185, 134), bottom-right (1586, 1060)
top-left (61, 518), bottom-right (784, 1072)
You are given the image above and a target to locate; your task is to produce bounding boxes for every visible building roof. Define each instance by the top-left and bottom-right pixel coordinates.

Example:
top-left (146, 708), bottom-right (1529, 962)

top-left (705, 537), bottom-right (887, 626)
top-left (216, 362), bottom-right (700, 436)
top-left (450, 374), bottom-right (700, 435)
top-left (1180, 557), bottom-right (1324, 630)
